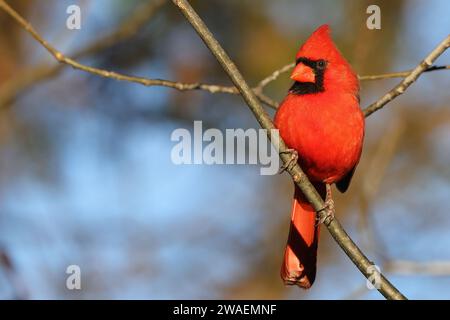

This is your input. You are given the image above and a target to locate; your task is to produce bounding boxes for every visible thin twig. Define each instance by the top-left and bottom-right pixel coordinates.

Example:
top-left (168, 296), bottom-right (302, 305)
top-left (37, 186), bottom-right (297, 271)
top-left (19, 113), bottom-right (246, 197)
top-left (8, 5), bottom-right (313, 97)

top-left (254, 91), bottom-right (279, 109)
top-left (171, 0), bottom-right (406, 300)
top-left (0, 1), bottom-right (242, 91)
top-left (0, 0), bottom-right (166, 107)
top-left (0, 0), bottom-right (287, 110)
top-left (0, 1), bottom-right (447, 113)
top-left (255, 62), bottom-right (295, 90)
top-left (254, 62), bottom-right (449, 89)
top-left (1, 0), bottom-right (447, 115)
top-left (0, 1), bottom-right (285, 110)
top-left (386, 260), bottom-right (450, 276)
top-left (343, 258), bottom-right (450, 299)
top-left (359, 65), bottom-right (450, 81)
top-left (363, 36), bottom-right (450, 117)
top-left (238, 62), bottom-right (450, 110)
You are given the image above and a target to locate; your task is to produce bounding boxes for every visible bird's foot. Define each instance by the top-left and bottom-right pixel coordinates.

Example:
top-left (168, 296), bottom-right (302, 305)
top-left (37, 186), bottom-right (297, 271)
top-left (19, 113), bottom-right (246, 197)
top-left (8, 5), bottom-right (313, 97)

top-left (279, 149), bottom-right (298, 173)
top-left (316, 184), bottom-right (335, 226)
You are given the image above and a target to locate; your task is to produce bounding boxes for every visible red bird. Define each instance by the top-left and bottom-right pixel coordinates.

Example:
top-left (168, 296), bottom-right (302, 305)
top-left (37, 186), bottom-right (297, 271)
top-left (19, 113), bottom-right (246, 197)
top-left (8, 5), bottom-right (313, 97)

top-left (274, 25), bottom-right (365, 288)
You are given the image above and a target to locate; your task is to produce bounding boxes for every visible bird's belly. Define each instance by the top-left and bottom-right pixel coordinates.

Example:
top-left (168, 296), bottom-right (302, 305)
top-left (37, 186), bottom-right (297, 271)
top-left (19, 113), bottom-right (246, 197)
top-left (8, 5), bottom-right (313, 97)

top-left (295, 134), bottom-right (361, 183)
top-left (275, 95), bottom-right (364, 184)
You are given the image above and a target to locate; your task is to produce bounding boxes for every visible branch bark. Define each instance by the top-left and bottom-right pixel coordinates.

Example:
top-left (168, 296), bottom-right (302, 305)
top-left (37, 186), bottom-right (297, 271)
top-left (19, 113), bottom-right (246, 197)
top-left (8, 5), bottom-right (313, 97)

top-left (0, 0), bottom-right (166, 107)
top-left (358, 65), bottom-right (449, 81)
top-left (171, 0), bottom-right (407, 300)
top-left (0, 0), bottom-right (447, 114)
top-left (363, 36), bottom-right (450, 117)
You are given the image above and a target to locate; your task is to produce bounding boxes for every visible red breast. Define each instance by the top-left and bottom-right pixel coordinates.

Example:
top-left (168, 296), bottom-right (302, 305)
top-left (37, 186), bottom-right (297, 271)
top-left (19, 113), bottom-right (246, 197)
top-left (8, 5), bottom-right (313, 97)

top-left (274, 24), bottom-right (364, 183)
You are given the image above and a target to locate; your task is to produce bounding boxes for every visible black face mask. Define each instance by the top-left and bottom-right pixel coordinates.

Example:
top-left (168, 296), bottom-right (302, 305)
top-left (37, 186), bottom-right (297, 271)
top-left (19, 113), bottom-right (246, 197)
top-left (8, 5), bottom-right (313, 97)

top-left (289, 57), bottom-right (327, 95)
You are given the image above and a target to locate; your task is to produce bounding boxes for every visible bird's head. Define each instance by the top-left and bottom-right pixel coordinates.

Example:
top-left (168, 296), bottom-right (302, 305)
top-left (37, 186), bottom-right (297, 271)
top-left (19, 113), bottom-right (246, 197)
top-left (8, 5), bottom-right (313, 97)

top-left (290, 25), bottom-right (358, 95)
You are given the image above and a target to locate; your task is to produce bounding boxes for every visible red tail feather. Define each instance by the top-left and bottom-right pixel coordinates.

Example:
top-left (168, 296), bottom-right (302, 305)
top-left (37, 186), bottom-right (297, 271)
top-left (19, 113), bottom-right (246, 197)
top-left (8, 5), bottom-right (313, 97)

top-left (281, 183), bottom-right (325, 288)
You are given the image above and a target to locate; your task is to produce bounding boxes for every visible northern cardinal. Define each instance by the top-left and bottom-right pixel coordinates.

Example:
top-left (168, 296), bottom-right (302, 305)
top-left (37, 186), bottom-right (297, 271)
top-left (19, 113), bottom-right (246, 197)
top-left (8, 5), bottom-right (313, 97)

top-left (274, 25), bottom-right (365, 288)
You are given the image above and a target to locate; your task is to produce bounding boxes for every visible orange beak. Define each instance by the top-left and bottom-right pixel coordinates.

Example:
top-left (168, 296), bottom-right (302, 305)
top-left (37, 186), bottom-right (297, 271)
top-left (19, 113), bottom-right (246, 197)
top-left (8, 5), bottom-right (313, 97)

top-left (290, 63), bottom-right (315, 83)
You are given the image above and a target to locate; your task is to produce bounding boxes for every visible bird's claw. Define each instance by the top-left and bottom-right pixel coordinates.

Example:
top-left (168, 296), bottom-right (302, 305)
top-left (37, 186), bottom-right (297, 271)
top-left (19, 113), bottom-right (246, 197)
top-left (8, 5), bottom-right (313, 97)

top-left (316, 184), bottom-right (335, 226)
top-left (316, 200), bottom-right (335, 226)
top-left (279, 149), bottom-right (298, 173)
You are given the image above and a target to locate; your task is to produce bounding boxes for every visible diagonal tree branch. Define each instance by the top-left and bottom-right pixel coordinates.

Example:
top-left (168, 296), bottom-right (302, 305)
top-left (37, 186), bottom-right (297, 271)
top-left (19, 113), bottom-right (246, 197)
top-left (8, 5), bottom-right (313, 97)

top-left (363, 36), bottom-right (450, 117)
top-left (171, 0), bottom-right (407, 300)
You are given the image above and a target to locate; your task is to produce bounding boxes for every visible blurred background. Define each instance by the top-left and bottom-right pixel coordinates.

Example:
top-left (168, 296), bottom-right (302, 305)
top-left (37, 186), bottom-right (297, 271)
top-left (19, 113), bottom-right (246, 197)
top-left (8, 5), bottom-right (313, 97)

top-left (0, 0), bottom-right (449, 299)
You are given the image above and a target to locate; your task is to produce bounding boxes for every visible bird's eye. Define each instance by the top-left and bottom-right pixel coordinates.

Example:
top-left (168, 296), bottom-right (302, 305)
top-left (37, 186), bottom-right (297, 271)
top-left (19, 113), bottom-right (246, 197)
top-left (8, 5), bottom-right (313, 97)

top-left (317, 60), bottom-right (326, 69)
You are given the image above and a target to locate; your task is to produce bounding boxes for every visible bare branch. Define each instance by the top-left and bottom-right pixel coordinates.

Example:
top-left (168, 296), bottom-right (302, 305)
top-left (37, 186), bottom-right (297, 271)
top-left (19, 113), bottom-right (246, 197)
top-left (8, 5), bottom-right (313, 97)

top-left (386, 260), bottom-right (450, 276)
top-left (254, 91), bottom-right (279, 109)
top-left (0, 0), bottom-right (286, 110)
top-left (240, 61), bottom-right (450, 110)
top-left (0, 0), bottom-right (447, 117)
top-left (254, 57), bottom-right (450, 112)
top-left (253, 61), bottom-right (449, 92)
top-left (255, 62), bottom-right (295, 90)
top-left (0, 0), bottom-right (166, 107)
top-left (171, 0), bottom-right (406, 300)
top-left (344, 258), bottom-right (450, 299)
top-left (359, 65), bottom-right (450, 81)
top-left (363, 36), bottom-right (450, 117)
